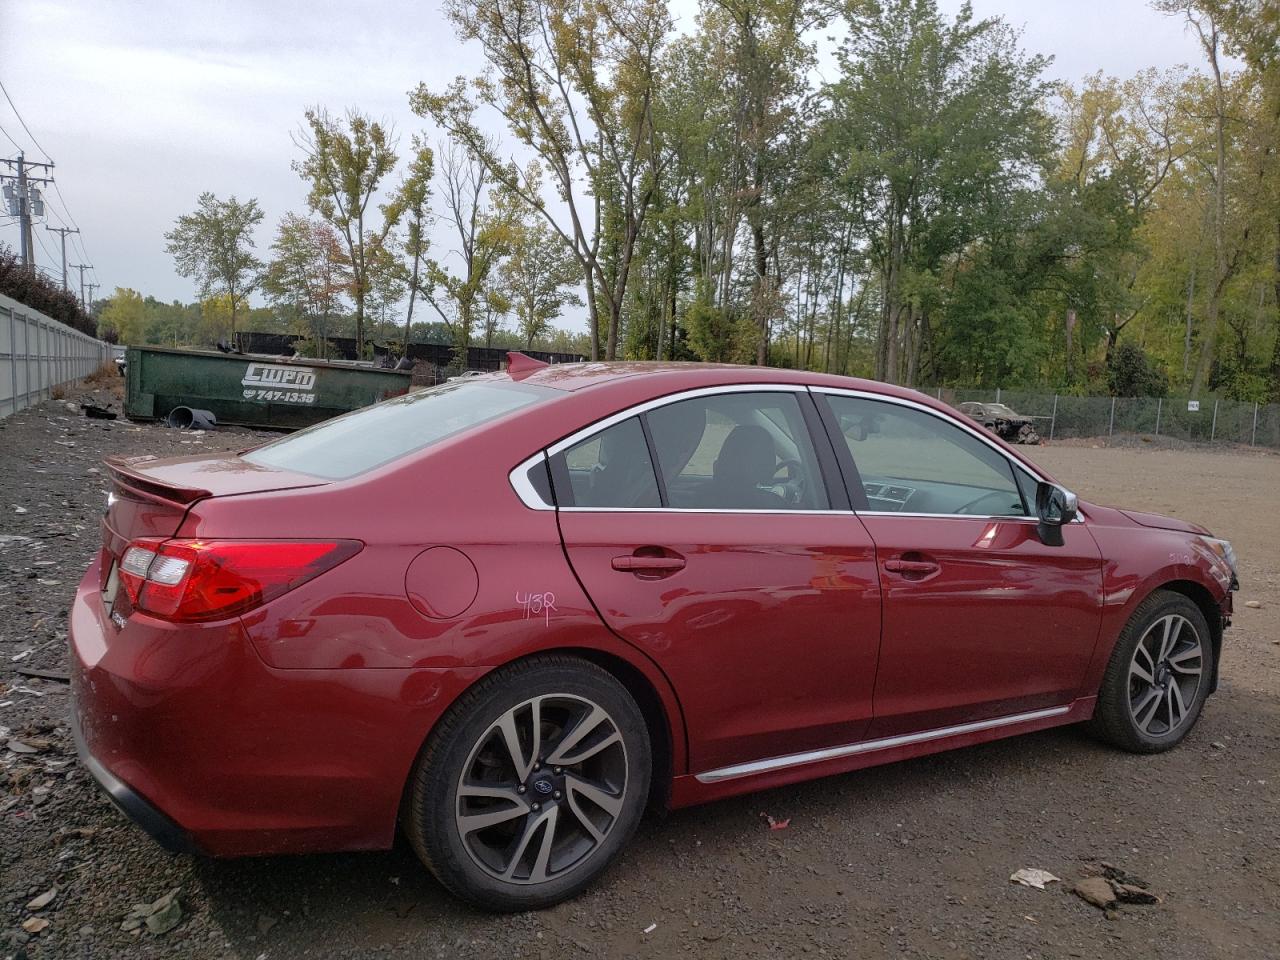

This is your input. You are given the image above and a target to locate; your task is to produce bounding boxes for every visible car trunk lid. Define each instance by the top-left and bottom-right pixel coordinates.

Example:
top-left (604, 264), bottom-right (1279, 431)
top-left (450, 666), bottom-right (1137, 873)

top-left (99, 453), bottom-right (330, 605)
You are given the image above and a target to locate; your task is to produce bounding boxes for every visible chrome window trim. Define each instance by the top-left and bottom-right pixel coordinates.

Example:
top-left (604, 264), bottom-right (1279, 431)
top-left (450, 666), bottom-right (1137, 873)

top-left (809, 385), bottom-right (1049, 484)
top-left (858, 511), bottom-right (1038, 521)
top-left (546, 507), bottom-right (841, 515)
top-left (695, 705), bottom-right (1072, 784)
top-left (510, 382), bottom-right (844, 513)
top-left (546, 383), bottom-right (803, 458)
top-left (810, 386), bottom-right (1085, 522)
top-left (508, 381), bottom-right (1085, 520)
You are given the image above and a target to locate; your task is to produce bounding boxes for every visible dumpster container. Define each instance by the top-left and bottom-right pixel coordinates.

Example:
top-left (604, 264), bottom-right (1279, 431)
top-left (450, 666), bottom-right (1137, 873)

top-left (124, 346), bottom-right (412, 430)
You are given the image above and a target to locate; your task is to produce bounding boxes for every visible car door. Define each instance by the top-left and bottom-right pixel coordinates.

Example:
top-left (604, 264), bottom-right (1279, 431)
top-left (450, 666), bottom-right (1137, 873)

top-left (551, 387), bottom-right (881, 773)
top-left (815, 389), bottom-right (1104, 739)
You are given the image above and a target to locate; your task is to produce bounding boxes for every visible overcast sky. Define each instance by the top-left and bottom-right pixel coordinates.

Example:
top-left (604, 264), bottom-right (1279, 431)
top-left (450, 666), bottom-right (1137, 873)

top-left (0, 0), bottom-right (1225, 328)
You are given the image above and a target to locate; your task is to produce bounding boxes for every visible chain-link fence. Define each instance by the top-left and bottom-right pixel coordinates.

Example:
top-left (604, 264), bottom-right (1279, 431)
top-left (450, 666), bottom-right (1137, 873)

top-left (933, 388), bottom-right (1280, 449)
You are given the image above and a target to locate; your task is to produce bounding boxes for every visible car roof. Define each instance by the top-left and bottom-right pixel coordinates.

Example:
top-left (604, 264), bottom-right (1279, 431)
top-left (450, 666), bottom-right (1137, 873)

top-left (488, 360), bottom-right (935, 404)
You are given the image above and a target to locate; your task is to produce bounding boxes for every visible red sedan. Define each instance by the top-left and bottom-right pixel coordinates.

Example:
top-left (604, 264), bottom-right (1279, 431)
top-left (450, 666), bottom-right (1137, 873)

top-left (70, 358), bottom-right (1237, 911)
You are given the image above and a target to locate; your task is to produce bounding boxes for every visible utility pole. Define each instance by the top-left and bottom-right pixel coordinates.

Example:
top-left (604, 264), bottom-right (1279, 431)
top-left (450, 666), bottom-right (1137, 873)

top-left (2, 153), bottom-right (55, 271)
top-left (45, 225), bottom-right (80, 290)
top-left (85, 282), bottom-right (99, 312)
top-left (72, 263), bottom-right (93, 309)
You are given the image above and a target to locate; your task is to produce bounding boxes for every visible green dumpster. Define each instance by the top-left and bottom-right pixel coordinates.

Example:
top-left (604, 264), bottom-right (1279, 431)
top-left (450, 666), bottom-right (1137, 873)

top-left (124, 346), bottom-right (412, 430)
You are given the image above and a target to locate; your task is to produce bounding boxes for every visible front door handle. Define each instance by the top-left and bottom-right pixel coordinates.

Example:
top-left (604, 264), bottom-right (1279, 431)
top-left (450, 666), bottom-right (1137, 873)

top-left (883, 558), bottom-right (940, 577)
top-left (611, 554), bottom-right (686, 574)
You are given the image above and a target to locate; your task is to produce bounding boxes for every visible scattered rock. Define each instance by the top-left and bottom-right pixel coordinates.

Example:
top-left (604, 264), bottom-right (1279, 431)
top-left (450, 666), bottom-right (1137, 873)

top-left (1010, 867), bottom-right (1061, 890)
top-left (121, 888), bottom-right (184, 937)
top-left (144, 890), bottom-right (183, 936)
top-left (52, 826), bottom-right (99, 845)
top-left (1074, 876), bottom-right (1118, 910)
top-left (1244, 600), bottom-right (1262, 609)
top-left (26, 887), bottom-right (58, 911)
top-left (22, 917), bottom-right (50, 934)
top-left (1113, 883), bottom-right (1162, 905)
top-left (1092, 861), bottom-right (1150, 888)
top-left (257, 914), bottom-right (278, 935)
top-left (1212, 741), bottom-right (1227, 750)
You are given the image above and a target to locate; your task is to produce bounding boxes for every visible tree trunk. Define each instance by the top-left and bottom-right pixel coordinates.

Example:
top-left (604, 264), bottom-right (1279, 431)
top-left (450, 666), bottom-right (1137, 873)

top-left (404, 250), bottom-right (420, 353)
top-left (753, 220), bottom-right (769, 365)
top-left (584, 274), bottom-right (601, 361)
top-left (1270, 216), bottom-right (1280, 402)
top-left (1191, 23), bottom-right (1228, 395)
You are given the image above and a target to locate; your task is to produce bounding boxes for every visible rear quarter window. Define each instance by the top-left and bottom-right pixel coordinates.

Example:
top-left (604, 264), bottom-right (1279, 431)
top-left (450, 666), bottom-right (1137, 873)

top-left (243, 380), bottom-right (554, 480)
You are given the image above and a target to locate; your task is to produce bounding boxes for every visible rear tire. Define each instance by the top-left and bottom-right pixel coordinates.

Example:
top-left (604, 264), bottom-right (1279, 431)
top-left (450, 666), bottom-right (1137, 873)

top-left (1089, 590), bottom-right (1211, 753)
top-left (405, 656), bottom-right (651, 911)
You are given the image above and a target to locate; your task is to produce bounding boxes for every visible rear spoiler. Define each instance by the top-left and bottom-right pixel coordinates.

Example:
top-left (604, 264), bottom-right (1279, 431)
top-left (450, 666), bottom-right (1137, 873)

top-left (105, 455), bottom-right (212, 505)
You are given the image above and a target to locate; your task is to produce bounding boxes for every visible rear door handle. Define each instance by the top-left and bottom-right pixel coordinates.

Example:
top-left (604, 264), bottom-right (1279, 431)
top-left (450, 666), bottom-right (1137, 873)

top-left (611, 555), bottom-right (686, 574)
top-left (883, 558), bottom-right (940, 576)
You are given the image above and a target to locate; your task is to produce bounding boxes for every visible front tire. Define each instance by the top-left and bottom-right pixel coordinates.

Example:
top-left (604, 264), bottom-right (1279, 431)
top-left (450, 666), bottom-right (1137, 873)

top-left (405, 656), bottom-right (651, 911)
top-left (1090, 590), bottom-right (1211, 753)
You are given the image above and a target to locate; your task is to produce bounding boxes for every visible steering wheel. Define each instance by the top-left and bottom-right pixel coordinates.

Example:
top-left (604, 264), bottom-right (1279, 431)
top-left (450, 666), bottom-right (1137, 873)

top-left (771, 458), bottom-right (806, 504)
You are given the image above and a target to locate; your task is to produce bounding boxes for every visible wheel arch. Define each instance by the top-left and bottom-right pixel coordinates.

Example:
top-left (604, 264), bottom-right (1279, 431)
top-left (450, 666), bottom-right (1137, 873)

top-left (557, 646), bottom-right (677, 814)
top-left (396, 641), bottom-right (687, 834)
top-left (1158, 579), bottom-right (1224, 693)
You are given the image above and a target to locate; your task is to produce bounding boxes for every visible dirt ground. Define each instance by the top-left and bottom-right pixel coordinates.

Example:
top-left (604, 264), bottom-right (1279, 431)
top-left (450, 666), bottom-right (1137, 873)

top-left (1, 380), bottom-right (1277, 960)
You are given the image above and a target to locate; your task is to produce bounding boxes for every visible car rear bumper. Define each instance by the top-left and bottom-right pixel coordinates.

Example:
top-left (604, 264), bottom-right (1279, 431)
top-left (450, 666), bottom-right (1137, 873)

top-left (69, 557), bottom-right (476, 857)
top-left (70, 707), bottom-right (198, 854)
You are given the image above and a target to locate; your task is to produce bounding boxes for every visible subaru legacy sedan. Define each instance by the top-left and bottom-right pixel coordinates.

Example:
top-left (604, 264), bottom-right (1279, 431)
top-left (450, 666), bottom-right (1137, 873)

top-left (71, 358), bottom-right (1236, 911)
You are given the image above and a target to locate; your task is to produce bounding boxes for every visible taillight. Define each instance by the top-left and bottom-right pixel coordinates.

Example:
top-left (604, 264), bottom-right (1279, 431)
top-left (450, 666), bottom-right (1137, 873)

top-left (116, 539), bottom-right (362, 622)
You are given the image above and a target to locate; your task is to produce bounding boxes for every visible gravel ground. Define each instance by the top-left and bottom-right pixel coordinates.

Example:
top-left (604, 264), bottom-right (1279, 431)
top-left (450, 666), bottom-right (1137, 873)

top-left (1, 381), bottom-right (1277, 960)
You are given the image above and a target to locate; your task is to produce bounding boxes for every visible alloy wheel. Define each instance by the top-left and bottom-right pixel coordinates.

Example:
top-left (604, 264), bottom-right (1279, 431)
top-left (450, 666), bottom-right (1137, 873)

top-left (1127, 613), bottom-right (1204, 738)
top-left (454, 694), bottom-right (629, 885)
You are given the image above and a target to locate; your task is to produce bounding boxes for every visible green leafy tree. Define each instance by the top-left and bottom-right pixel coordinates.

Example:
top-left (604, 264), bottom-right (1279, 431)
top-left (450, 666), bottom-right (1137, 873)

top-left (822, 0), bottom-right (1053, 386)
top-left (294, 108), bottom-right (401, 356)
top-left (412, 0), bottom-right (672, 360)
top-left (499, 215), bottom-right (584, 349)
top-left (1107, 341), bottom-right (1170, 396)
top-left (163, 192), bottom-right (264, 340)
top-left (97, 287), bottom-right (148, 344)
top-left (421, 145), bottom-right (511, 355)
top-left (261, 213), bottom-right (351, 355)
top-left (387, 136), bottom-right (436, 349)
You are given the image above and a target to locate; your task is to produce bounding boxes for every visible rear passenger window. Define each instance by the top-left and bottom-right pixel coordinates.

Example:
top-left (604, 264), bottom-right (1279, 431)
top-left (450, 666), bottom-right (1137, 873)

top-left (559, 417), bottom-right (660, 508)
top-left (646, 392), bottom-right (828, 510)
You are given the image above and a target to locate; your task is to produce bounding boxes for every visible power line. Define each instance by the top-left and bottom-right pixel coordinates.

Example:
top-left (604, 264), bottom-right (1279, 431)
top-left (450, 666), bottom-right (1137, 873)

top-left (0, 122), bottom-right (22, 153)
top-left (0, 79), bottom-right (51, 161)
top-left (0, 84), bottom-right (98, 289)
top-left (35, 228), bottom-right (56, 267)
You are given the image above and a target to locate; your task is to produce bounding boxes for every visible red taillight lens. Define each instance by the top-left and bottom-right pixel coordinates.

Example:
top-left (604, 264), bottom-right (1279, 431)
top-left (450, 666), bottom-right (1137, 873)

top-left (119, 539), bottom-right (362, 622)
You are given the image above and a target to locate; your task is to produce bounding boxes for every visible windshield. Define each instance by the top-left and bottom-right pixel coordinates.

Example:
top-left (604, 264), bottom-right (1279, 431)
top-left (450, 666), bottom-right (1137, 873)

top-left (985, 404), bottom-right (1018, 416)
top-left (243, 379), bottom-right (555, 480)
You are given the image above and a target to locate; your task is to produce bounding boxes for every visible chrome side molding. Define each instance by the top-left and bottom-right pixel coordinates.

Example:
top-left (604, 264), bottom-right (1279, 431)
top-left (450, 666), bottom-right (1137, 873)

top-left (694, 705), bottom-right (1072, 784)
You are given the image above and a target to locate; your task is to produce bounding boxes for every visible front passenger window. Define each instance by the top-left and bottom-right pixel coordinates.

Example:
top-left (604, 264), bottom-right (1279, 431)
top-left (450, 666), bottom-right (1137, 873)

top-left (826, 396), bottom-right (1026, 517)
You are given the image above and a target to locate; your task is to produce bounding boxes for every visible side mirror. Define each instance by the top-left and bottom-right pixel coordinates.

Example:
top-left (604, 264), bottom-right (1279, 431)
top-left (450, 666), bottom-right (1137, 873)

top-left (1035, 482), bottom-right (1078, 546)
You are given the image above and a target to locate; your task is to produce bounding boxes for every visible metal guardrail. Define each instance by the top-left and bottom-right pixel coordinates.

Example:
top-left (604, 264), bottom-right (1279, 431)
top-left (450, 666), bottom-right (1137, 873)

top-left (934, 387), bottom-right (1280, 449)
top-left (0, 292), bottom-right (113, 419)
